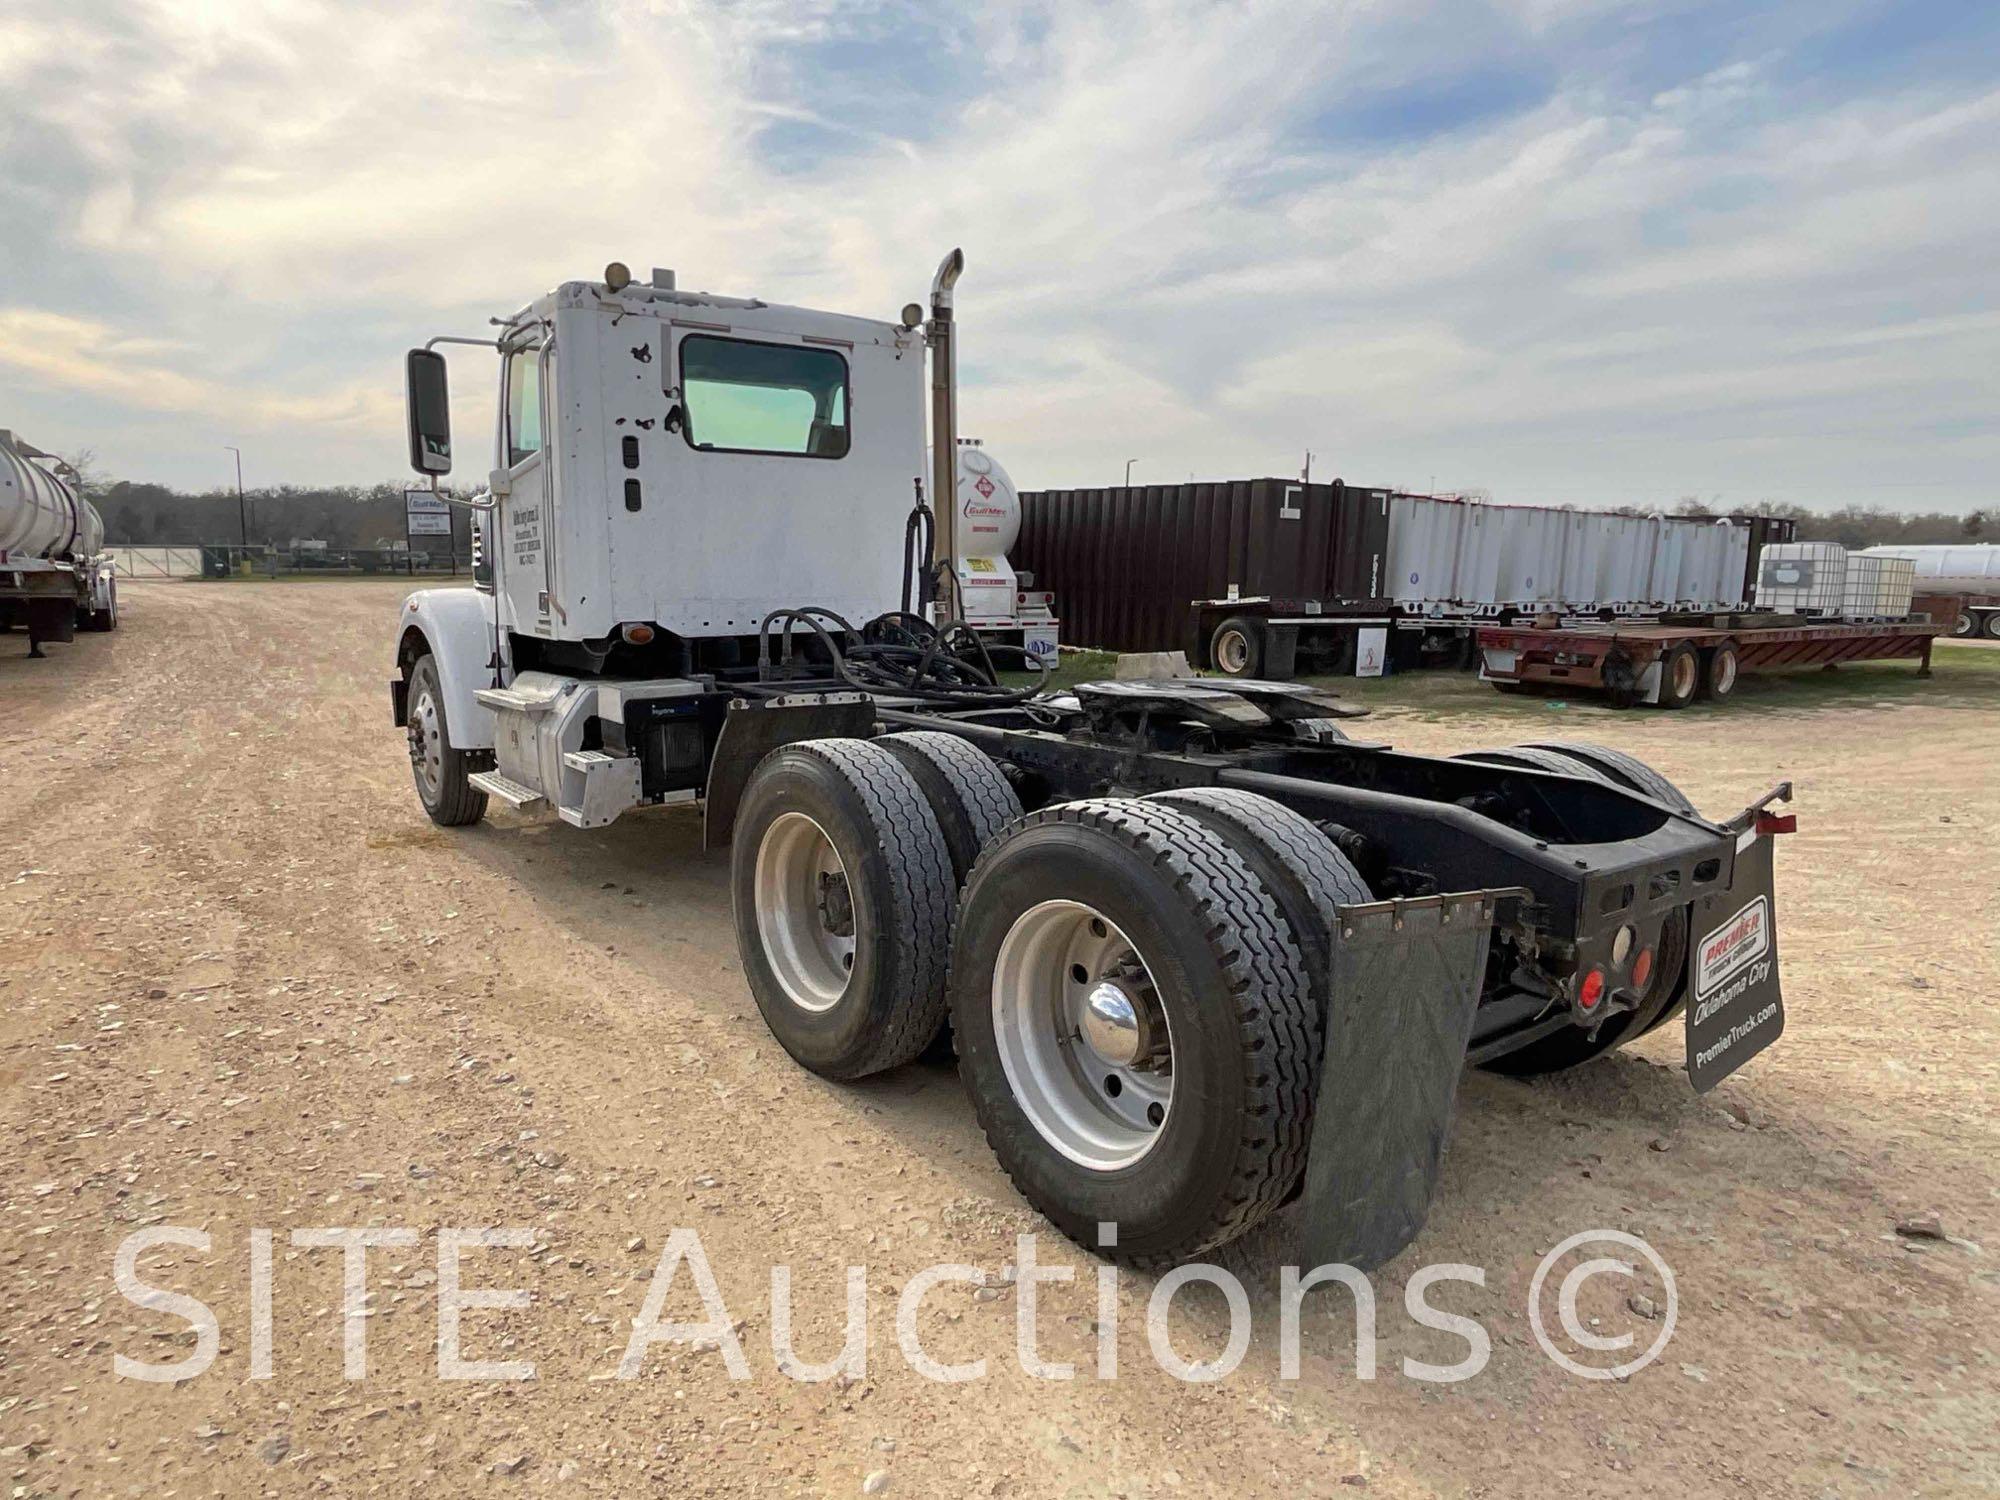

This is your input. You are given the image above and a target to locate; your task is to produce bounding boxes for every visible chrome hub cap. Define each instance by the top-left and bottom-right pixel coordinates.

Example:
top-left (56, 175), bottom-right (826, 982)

top-left (408, 688), bottom-right (443, 800)
top-left (992, 901), bottom-right (1173, 1170)
top-left (754, 812), bottom-right (856, 1012)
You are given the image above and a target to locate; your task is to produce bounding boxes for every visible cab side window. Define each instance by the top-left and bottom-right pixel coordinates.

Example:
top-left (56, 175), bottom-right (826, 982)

top-left (506, 346), bottom-right (543, 467)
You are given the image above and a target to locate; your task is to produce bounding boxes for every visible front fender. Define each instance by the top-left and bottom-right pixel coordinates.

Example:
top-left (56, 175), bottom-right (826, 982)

top-left (392, 587), bottom-right (497, 750)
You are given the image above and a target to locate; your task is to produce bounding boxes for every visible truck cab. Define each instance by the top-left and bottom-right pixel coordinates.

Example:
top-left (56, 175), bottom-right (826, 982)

top-left (392, 264), bottom-right (935, 828)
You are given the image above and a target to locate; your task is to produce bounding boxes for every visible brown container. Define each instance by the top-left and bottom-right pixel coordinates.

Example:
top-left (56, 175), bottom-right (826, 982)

top-left (1015, 479), bottom-right (1392, 653)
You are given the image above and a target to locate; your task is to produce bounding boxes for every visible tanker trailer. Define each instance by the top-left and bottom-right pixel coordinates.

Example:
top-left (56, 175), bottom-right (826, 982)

top-left (0, 429), bottom-right (117, 657)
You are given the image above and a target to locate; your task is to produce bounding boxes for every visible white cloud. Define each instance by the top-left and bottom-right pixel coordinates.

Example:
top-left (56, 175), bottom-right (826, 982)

top-left (0, 0), bottom-right (1993, 511)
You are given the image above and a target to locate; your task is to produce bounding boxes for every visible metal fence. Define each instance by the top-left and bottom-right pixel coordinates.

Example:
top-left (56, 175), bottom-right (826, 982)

top-left (107, 545), bottom-right (205, 579)
top-left (105, 544), bottom-right (471, 579)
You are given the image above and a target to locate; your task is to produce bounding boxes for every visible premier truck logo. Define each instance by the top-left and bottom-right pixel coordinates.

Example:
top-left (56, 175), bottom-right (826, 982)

top-left (1695, 895), bottom-right (1768, 1001)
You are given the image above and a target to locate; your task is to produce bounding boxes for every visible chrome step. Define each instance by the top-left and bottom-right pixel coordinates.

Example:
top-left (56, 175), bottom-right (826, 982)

top-left (467, 769), bottom-right (546, 809)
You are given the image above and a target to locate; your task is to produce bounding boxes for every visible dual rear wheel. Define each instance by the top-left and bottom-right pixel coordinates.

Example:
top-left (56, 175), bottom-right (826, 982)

top-left (730, 737), bottom-right (1371, 1264)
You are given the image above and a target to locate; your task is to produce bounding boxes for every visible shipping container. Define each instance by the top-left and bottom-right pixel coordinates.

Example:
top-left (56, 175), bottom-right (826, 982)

top-left (1014, 479), bottom-right (1389, 655)
top-left (1021, 480), bottom-right (1797, 655)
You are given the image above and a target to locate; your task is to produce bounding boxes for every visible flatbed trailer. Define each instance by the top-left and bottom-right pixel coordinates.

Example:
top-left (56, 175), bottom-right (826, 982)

top-left (1477, 612), bottom-right (1946, 708)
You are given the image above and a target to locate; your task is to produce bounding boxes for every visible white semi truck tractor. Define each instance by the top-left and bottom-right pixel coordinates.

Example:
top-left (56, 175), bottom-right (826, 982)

top-left (0, 430), bottom-right (117, 657)
top-left (389, 252), bottom-right (1798, 1268)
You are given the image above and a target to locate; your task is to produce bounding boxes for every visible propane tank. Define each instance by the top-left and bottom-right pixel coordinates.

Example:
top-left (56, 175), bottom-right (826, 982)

top-left (0, 430), bottom-right (102, 561)
top-left (950, 441), bottom-right (1022, 626)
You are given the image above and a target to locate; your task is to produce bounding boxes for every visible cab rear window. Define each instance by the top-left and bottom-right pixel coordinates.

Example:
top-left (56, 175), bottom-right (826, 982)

top-left (679, 336), bottom-right (849, 458)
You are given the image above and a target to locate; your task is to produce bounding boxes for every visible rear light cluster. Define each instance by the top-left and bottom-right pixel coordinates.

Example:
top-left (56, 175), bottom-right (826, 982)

top-left (1579, 921), bottom-right (1656, 1013)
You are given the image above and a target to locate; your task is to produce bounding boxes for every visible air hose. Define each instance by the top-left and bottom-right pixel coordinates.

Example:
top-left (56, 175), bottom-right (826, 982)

top-left (756, 606), bottom-right (1051, 708)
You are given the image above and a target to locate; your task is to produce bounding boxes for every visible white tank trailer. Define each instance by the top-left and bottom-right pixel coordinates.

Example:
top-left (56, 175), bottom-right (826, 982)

top-left (0, 429), bottom-right (118, 655)
top-left (1860, 543), bottom-right (2000, 639)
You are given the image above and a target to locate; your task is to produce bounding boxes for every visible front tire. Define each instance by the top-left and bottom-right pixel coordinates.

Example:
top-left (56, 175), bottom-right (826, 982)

top-left (950, 799), bottom-right (1318, 1265)
top-left (406, 655), bottom-right (488, 827)
top-left (732, 739), bottom-right (954, 1081)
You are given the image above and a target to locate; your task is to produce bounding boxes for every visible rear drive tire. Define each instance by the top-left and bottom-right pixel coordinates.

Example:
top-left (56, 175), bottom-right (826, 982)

top-left (1209, 616), bottom-right (1264, 678)
top-left (406, 655), bottom-right (489, 827)
top-left (1656, 643), bottom-right (1700, 709)
top-left (1150, 787), bottom-right (1372, 1014)
top-left (876, 731), bottom-right (1022, 888)
top-left (732, 739), bottom-right (954, 1081)
top-left (1478, 741), bottom-right (1697, 1067)
top-left (1524, 741), bottom-right (1695, 813)
top-left (950, 798), bottom-right (1318, 1265)
top-left (1698, 642), bottom-right (1739, 700)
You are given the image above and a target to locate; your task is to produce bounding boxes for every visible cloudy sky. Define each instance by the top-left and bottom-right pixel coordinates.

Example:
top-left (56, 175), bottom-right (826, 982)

top-left (2, 0), bottom-right (1995, 510)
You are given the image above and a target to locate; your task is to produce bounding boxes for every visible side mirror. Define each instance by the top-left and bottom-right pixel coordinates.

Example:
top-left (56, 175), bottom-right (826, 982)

top-left (405, 349), bottom-right (451, 475)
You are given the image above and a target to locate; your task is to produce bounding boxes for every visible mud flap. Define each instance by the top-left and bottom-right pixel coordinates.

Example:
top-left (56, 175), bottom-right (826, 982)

top-left (1685, 832), bottom-right (1784, 1092)
top-left (701, 694), bottom-right (875, 850)
top-left (1297, 889), bottom-right (1520, 1271)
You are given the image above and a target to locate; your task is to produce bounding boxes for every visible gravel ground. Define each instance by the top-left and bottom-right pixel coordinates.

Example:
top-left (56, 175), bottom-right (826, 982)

top-left (2, 579), bottom-right (1994, 1498)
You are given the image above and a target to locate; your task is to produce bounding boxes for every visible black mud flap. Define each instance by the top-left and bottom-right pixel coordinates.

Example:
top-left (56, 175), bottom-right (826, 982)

top-left (701, 693), bottom-right (875, 850)
top-left (1685, 833), bottom-right (1784, 1092)
top-left (1297, 889), bottom-right (1521, 1271)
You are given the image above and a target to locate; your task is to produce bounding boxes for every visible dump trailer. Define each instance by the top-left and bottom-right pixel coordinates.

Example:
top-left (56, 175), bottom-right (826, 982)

top-left (0, 430), bottom-right (118, 656)
top-left (387, 254), bottom-right (1795, 1268)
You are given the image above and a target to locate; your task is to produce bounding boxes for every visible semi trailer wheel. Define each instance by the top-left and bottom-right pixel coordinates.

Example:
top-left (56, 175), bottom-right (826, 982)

top-left (949, 798), bottom-right (1318, 1265)
top-left (405, 655), bottom-right (489, 828)
top-left (1656, 643), bottom-right (1700, 709)
top-left (732, 739), bottom-right (955, 1081)
top-left (1698, 643), bottom-right (1739, 700)
top-left (1209, 616), bottom-right (1264, 677)
top-left (1986, 612), bottom-right (2000, 641)
top-left (876, 731), bottom-right (1022, 888)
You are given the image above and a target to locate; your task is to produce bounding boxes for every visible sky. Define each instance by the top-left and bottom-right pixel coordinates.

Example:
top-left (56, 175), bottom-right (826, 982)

top-left (1, 0), bottom-right (1995, 512)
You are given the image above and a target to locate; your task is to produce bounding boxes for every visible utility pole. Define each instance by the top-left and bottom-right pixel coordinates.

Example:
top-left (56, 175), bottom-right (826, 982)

top-left (1124, 458), bottom-right (1137, 487)
top-left (224, 446), bottom-right (247, 556)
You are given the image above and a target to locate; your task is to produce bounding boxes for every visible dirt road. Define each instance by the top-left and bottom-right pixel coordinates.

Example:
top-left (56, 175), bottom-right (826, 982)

top-left (3, 580), bottom-right (1995, 1497)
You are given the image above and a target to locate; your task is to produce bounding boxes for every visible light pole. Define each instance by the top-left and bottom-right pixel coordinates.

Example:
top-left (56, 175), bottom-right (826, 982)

top-left (223, 446), bottom-right (247, 554)
top-left (1124, 458), bottom-right (1137, 487)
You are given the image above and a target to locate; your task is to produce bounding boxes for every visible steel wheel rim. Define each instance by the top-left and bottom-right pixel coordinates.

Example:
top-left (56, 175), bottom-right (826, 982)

top-left (1671, 653), bottom-right (1697, 698)
top-left (1953, 613), bottom-right (1973, 637)
top-left (754, 812), bottom-right (856, 1013)
top-left (1712, 650), bottom-right (1737, 695)
top-left (408, 685), bottom-right (443, 801)
top-left (992, 900), bottom-right (1174, 1170)
top-left (1216, 630), bottom-right (1248, 673)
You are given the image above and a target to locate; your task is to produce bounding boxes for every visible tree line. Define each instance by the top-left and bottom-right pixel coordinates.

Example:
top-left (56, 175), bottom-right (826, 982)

top-left (64, 453), bottom-right (1989, 555)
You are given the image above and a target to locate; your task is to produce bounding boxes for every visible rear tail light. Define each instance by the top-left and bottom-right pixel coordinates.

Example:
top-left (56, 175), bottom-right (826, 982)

top-left (1630, 946), bottom-right (1654, 990)
top-left (1578, 968), bottom-right (1606, 1011)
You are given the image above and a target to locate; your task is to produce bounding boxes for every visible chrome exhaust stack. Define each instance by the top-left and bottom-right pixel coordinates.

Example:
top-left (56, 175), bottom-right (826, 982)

top-left (928, 247), bottom-right (964, 618)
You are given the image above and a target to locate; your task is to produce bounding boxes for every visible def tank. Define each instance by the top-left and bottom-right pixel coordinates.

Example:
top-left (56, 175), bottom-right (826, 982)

top-left (0, 430), bottom-right (103, 561)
